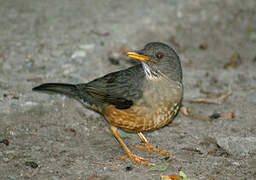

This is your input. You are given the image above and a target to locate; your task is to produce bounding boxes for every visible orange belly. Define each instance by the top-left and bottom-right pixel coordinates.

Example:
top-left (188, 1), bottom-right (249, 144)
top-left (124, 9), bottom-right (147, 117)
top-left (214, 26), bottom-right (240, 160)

top-left (103, 103), bottom-right (180, 132)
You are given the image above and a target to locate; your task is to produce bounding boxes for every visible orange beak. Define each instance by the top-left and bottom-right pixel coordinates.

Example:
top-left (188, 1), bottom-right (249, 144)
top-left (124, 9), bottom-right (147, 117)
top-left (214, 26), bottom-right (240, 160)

top-left (127, 52), bottom-right (151, 61)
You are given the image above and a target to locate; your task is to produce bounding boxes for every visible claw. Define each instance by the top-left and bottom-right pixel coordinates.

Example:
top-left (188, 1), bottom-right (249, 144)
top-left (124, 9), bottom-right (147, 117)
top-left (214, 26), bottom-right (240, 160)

top-left (120, 154), bottom-right (153, 166)
top-left (135, 132), bottom-right (170, 156)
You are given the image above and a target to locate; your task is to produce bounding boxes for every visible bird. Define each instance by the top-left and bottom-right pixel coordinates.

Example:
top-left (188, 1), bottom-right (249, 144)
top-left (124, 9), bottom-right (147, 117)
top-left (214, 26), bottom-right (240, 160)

top-left (32, 42), bottom-right (183, 166)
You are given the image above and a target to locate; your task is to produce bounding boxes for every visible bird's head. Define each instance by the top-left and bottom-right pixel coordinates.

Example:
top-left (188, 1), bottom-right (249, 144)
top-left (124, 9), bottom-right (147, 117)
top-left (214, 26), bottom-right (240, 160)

top-left (127, 42), bottom-right (182, 82)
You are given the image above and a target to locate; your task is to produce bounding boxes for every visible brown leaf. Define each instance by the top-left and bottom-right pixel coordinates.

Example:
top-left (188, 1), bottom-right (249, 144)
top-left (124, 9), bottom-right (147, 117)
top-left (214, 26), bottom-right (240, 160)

top-left (161, 174), bottom-right (183, 180)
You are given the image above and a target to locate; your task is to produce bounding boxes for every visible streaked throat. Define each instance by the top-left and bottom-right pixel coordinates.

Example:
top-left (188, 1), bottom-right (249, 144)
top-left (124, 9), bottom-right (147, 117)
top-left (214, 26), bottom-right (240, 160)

top-left (142, 63), bottom-right (165, 80)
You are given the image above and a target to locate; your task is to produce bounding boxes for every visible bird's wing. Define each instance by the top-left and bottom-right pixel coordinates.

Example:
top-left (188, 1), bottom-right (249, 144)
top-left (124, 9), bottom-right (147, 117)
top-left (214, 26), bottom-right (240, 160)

top-left (76, 65), bottom-right (145, 109)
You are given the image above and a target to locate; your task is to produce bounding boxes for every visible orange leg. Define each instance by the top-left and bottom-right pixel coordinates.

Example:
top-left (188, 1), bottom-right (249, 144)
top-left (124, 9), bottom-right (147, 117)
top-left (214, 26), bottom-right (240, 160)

top-left (109, 125), bottom-right (152, 166)
top-left (133, 132), bottom-right (169, 156)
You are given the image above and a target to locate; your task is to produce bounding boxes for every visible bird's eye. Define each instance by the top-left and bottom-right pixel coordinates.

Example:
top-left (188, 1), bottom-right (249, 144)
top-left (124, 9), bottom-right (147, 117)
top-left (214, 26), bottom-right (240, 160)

top-left (156, 52), bottom-right (164, 59)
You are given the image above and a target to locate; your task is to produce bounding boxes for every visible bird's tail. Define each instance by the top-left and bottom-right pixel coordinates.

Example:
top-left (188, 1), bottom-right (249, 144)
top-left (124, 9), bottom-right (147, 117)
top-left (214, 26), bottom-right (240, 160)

top-left (32, 83), bottom-right (79, 98)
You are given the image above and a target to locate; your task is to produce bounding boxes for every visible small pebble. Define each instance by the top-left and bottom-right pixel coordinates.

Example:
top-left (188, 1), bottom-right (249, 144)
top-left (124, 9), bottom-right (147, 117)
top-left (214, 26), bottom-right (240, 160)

top-left (24, 101), bottom-right (38, 106)
top-left (125, 166), bottom-right (133, 171)
top-left (79, 44), bottom-right (95, 51)
top-left (25, 161), bottom-right (38, 169)
top-left (7, 175), bottom-right (15, 179)
top-left (0, 139), bottom-right (9, 146)
top-left (252, 56), bottom-right (256, 63)
top-left (209, 113), bottom-right (221, 119)
top-left (71, 50), bottom-right (86, 59)
top-left (3, 158), bottom-right (10, 162)
top-left (199, 43), bottom-right (207, 50)
top-left (248, 30), bottom-right (256, 41)
top-left (7, 153), bottom-right (15, 160)
top-left (108, 57), bottom-right (120, 65)
top-left (223, 52), bottom-right (241, 69)
top-left (163, 156), bottom-right (170, 161)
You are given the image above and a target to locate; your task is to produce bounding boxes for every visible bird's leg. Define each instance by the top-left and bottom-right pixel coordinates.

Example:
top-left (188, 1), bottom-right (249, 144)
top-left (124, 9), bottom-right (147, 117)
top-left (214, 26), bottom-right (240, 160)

top-left (133, 132), bottom-right (169, 156)
top-left (109, 125), bottom-right (152, 166)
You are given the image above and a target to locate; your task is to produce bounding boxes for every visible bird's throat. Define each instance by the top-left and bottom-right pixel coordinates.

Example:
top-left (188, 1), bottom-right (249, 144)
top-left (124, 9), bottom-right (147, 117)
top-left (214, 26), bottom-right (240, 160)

top-left (142, 63), bottom-right (164, 80)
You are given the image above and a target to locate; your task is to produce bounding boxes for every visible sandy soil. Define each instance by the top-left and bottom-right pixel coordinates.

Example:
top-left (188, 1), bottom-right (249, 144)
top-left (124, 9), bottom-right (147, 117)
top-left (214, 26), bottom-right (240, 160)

top-left (0, 0), bottom-right (256, 179)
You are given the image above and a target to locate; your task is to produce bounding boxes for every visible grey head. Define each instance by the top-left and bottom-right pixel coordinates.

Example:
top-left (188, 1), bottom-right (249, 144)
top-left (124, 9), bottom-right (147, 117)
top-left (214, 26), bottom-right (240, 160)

top-left (127, 42), bottom-right (182, 82)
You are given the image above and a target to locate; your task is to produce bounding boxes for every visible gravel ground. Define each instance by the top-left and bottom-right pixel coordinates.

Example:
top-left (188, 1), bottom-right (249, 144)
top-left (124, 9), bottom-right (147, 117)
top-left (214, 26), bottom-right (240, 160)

top-left (0, 0), bottom-right (256, 179)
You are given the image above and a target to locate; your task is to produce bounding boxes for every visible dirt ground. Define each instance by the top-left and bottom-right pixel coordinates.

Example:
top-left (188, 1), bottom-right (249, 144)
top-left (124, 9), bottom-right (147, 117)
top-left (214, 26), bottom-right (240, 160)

top-left (1, 0), bottom-right (256, 179)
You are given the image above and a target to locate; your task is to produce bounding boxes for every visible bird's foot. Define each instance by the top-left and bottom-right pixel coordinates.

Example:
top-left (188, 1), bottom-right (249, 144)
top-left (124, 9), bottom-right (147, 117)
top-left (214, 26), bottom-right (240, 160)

top-left (120, 153), bottom-right (153, 166)
top-left (133, 143), bottom-right (169, 156)
top-left (134, 132), bottom-right (169, 156)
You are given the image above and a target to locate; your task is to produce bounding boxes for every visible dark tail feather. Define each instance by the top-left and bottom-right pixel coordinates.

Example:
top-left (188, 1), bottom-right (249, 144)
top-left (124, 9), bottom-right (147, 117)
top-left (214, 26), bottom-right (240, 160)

top-left (32, 83), bottom-right (79, 97)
